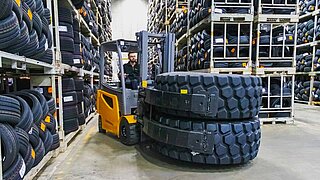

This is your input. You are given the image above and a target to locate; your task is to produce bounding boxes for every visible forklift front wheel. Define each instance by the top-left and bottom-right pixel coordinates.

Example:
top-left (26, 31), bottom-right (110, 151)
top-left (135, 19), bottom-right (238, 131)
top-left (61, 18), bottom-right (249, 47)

top-left (98, 116), bottom-right (106, 133)
top-left (119, 117), bottom-right (140, 146)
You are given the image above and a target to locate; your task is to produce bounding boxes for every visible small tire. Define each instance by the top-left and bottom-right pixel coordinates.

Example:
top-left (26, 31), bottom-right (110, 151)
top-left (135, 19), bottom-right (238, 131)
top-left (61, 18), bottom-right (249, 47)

top-left (119, 117), bottom-right (139, 146)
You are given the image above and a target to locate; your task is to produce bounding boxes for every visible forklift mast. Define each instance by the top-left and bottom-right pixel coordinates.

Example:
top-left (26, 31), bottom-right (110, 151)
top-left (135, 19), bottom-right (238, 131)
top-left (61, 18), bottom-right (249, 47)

top-left (135, 31), bottom-right (175, 83)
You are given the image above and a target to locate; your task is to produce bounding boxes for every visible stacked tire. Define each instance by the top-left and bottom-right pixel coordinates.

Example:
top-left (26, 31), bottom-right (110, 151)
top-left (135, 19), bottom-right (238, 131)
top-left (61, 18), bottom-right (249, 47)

top-left (62, 78), bottom-right (80, 134)
top-left (297, 19), bottom-right (314, 45)
top-left (293, 78), bottom-right (320, 102)
top-left (75, 78), bottom-right (86, 126)
top-left (170, 10), bottom-right (188, 39)
top-left (140, 72), bottom-right (263, 165)
top-left (296, 52), bottom-right (312, 72)
top-left (0, 90), bottom-right (59, 180)
top-left (83, 83), bottom-right (96, 118)
top-left (0, 0), bottom-right (53, 63)
top-left (58, 6), bottom-right (77, 67)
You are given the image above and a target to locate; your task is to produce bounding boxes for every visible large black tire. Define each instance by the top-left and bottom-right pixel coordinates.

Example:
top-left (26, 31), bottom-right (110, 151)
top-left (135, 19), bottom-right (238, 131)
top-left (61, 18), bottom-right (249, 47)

top-left (63, 118), bottom-right (79, 134)
top-left (119, 117), bottom-right (140, 146)
top-left (146, 114), bottom-right (261, 165)
top-left (154, 72), bottom-right (262, 120)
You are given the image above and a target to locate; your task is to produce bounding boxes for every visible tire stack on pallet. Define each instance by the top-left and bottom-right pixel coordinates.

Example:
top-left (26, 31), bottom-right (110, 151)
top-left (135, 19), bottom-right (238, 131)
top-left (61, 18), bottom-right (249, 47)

top-left (187, 0), bottom-right (253, 73)
top-left (61, 78), bottom-right (80, 134)
top-left (294, 0), bottom-right (320, 105)
top-left (253, 0), bottom-right (298, 123)
top-left (0, 90), bottom-right (59, 180)
top-left (0, 0), bottom-right (53, 64)
top-left (140, 73), bottom-right (262, 165)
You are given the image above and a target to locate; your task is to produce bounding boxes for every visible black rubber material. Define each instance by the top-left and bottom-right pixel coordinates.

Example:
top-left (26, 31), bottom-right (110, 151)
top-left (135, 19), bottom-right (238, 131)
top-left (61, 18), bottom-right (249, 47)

top-left (63, 91), bottom-right (78, 106)
top-left (44, 113), bottom-right (57, 134)
top-left (3, 154), bottom-right (25, 180)
top-left (74, 79), bottom-right (85, 91)
top-left (33, 139), bottom-right (45, 167)
top-left (0, 0), bottom-right (13, 20)
top-left (76, 91), bottom-right (84, 103)
top-left (32, 12), bottom-right (42, 36)
top-left (47, 97), bottom-right (56, 115)
top-left (0, 95), bottom-right (21, 126)
top-left (63, 105), bottom-right (79, 119)
top-left (62, 78), bottom-right (76, 92)
top-left (23, 89), bottom-right (49, 121)
top-left (12, 1), bottom-right (22, 22)
top-left (63, 118), bottom-right (79, 134)
top-left (119, 117), bottom-right (140, 145)
top-left (61, 51), bottom-right (75, 65)
top-left (0, 13), bottom-right (20, 50)
top-left (24, 143), bottom-right (35, 174)
top-left (43, 129), bottom-right (53, 154)
top-left (0, 124), bottom-right (19, 172)
top-left (146, 114), bottom-right (261, 165)
top-left (14, 91), bottom-right (43, 125)
top-left (5, 95), bottom-right (34, 133)
top-left (78, 113), bottom-right (86, 125)
top-left (77, 103), bottom-right (83, 114)
top-left (37, 121), bottom-right (47, 141)
top-left (60, 36), bottom-right (75, 53)
top-left (15, 127), bottom-right (29, 159)
top-left (59, 22), bottom-right (74, 38)
top-left (50, 133), bottom-right (60, 151)
top-left (58, 7), bottom-right (73, 24)
top-left (28, 124), bottom-right (40, 148)
top-left (154, 72), bottom-right (262, 120)
top-left (22, 2), bottom-right (33, 31)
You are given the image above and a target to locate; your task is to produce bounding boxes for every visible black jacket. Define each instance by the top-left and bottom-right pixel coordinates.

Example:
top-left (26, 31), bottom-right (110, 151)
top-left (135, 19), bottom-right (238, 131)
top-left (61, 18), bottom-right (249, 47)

top-left (124, 62), bottom-right (139, 80)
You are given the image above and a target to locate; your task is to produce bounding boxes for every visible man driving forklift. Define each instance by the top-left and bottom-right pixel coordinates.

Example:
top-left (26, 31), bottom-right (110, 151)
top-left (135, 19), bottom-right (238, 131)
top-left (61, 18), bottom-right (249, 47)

top-left (123, 52), bottom-right (140, 90)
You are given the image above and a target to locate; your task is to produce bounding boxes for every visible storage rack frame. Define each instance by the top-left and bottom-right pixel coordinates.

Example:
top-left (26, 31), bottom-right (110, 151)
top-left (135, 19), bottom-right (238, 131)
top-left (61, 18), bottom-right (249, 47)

top-left (0, 0), bottom-right (112, 178)
top-left (253, 0), bottom-right (298, 122)
top-left (295, 5), bottom-right (320, 105)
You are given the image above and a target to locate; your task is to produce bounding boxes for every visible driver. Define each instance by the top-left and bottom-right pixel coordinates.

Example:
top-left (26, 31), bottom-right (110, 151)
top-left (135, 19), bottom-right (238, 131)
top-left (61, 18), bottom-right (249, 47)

top-left (123, 52), bottom-right (139, 89)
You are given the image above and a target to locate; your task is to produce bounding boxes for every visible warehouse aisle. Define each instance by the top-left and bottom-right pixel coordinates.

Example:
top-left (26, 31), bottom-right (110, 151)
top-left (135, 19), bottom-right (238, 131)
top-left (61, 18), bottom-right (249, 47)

top-left (38, 104), bottom-right (320, 180)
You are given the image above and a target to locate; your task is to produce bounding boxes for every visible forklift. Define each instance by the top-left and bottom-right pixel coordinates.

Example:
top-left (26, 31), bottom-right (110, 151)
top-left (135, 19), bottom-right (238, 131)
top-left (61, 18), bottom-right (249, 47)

top-left (96, 31), bottom-right (175, 145)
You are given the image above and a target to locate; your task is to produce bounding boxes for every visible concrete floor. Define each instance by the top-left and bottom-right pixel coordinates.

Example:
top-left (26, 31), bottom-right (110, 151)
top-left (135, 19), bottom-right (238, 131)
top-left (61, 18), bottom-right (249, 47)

top-left (38, 103), bottom-right (320, 180)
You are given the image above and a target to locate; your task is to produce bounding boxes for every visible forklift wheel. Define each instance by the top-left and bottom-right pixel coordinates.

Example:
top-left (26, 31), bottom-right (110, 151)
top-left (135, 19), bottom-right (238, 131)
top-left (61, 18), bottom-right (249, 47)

top-left (119, 117), bottom-right (139, 146)
top-left (98, 116), bottom-right (106, 133)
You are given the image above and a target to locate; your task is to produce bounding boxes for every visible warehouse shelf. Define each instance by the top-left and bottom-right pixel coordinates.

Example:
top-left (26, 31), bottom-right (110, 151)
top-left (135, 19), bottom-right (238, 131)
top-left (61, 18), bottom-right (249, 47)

top-left (189, 16), bottom-right (210, 34)
top-left (0, 0), bottom-right (111, 177)
top-left (0, 51), bottom-right (54, 71)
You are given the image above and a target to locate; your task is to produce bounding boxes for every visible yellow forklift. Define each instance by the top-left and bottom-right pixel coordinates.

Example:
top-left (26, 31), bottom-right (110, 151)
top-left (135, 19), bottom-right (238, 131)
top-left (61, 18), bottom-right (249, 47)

top-left (97, 31), bottom-right (175, 145)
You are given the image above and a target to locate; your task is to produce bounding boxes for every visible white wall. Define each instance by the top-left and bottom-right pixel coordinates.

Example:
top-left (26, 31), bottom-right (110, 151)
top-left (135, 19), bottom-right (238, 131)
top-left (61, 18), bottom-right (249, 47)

top-left (111, 0), bottom-right (148, 40)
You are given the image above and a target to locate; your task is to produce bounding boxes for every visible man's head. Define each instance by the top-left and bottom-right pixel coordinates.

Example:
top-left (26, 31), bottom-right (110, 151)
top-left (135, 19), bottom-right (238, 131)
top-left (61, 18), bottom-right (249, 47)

top-left (128, 52), bottom-right (137, 63)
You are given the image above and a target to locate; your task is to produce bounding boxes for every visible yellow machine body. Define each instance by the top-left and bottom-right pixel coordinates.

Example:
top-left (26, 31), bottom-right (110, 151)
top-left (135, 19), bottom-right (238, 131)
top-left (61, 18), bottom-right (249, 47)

top-left (97, 89), bottom-right (137, 137)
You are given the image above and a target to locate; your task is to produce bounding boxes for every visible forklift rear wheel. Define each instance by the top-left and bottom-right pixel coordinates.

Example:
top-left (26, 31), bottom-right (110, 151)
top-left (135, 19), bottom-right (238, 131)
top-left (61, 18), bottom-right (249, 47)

top-left (98, 116), bottom-right (106, 133)
top-left (119, 117), bottom-right (139, 146)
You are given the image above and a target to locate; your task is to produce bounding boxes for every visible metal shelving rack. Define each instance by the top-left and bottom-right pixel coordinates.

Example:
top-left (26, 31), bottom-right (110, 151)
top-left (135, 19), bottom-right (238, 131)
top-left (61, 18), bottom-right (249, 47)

top-left (294, 2), bottom-right (320, 105)
top-left (185, 0), bottom-right (254, 74)
top-left (0, 0), bottom-right (112, 178)
top-left (254, 0), bottom-right (298, 123)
